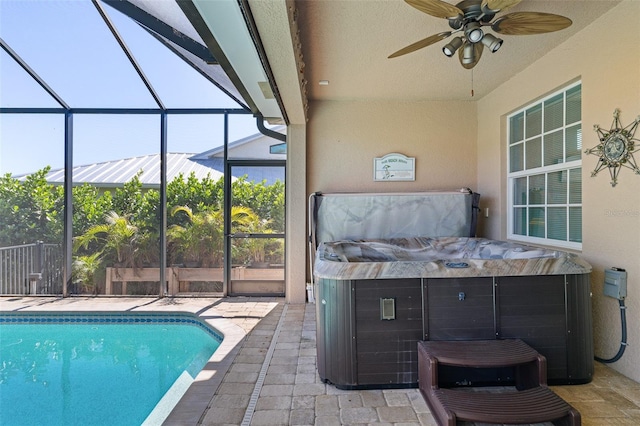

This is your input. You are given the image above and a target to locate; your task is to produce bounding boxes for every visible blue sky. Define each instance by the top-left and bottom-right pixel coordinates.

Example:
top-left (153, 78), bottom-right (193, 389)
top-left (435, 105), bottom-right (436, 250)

top-left (0, 0), bottom-right (263, 175)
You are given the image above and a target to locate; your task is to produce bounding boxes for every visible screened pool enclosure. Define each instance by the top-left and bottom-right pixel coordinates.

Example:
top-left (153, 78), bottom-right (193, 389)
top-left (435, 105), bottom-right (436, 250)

top-left (0, 0), bottom-right (287, 297)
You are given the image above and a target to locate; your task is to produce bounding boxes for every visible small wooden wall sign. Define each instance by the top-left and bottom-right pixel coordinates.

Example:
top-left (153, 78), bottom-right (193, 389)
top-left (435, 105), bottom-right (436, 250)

top-left (373, 152), bottom-right (415, 181)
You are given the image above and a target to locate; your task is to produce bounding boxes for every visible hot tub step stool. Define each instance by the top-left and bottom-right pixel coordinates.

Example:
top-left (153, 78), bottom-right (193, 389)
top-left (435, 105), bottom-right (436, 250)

top-left (418, 339), bottom-right (581, 425)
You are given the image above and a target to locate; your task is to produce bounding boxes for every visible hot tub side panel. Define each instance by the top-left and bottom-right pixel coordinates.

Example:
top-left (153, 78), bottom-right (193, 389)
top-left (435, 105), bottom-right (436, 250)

top-left (354, 279), bottom-right (423, 386)
top-left (424, 277), bottom-right (496, 341)
top-left (496, 275), bottom-right (568, 381)
top-left (566, 273), bottom-right (594, 384)
top-left (495, 274), bottom-right (593, 385)
top-left (315, 279), bottom-right (357, 387)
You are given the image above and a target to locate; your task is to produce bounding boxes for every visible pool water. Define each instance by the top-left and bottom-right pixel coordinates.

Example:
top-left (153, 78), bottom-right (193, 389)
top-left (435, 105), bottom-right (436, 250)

top-left (0, 314), bottom-right (221, 426)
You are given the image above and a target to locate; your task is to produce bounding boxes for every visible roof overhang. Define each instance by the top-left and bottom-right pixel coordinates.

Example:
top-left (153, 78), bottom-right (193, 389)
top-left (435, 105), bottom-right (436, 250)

top-left (179, 0), bottom-right (285, 124)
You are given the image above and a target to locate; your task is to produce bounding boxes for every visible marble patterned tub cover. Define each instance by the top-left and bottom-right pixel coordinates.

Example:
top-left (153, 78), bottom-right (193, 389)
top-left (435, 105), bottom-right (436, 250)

top-left (322, 237), bottom-right (563, 262)
top-left (311, 190), bottom-right (479, 245)
top-left (314, 237), bottom-right (592, 279)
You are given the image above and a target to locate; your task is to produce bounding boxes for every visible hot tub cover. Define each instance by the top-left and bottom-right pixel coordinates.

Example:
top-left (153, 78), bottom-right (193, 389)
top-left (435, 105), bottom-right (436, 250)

top-left (311, 190), bottom-right (479, 244)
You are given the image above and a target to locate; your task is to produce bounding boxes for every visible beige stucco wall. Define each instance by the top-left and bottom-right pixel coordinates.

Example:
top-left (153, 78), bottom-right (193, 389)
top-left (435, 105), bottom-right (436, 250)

top-left (307, 100), bottom-right (477, 193)
top-left (285, 124), bottom-right (307, 304)
top-left (477, 0), bottom-right (640, 381)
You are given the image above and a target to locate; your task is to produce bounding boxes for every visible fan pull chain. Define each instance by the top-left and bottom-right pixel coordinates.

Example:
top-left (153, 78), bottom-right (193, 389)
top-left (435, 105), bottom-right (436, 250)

top-left (471, 69), bottom-right (474, 97)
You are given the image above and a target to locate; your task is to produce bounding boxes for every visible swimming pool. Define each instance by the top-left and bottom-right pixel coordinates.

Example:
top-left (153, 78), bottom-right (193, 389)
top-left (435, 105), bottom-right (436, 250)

top-left (0, 312), bottom-right (222, 426)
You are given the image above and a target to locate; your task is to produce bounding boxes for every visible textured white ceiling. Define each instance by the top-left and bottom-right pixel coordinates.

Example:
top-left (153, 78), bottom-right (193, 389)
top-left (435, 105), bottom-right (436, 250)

top-left (291, 0), bottom-right (621, 102)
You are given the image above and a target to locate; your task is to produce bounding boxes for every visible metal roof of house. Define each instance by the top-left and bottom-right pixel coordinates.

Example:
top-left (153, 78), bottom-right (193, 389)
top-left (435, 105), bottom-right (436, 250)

top-left (41, 153), bottom-right (223, 188)
top-left (39, 152), bottom-right (284, 188)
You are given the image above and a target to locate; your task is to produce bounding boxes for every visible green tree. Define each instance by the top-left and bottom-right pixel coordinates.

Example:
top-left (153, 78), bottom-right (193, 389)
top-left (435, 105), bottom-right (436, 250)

top-left (112, 172), bottom-right (145, 218)
top-left (72, 252), bottom-right (103, 294)
top-left (74, 211), bottom-right (143, 268)
top-left (0, 167), bottom-right (63, 246)
top-left (231, 177), bottom-right (285, 232)
top-left (166, 172), bottom-right (224, 224)
top-left (72, 183), bottom-right (113, 238)
top-left (168, 205), bottom-right (257, 267)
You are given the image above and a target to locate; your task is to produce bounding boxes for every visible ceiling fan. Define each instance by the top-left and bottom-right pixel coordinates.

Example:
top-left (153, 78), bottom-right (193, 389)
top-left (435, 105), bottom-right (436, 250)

top-left (389, 0), bottom-right (572, 69)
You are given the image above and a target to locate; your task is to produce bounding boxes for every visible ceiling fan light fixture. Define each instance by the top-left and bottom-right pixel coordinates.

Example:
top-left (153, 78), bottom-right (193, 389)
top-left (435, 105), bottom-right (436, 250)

top-left (461, 42), bottom-right (476, 65)
top-left (442, 36), bottom-right (463, 57)
top-left (481, 33), bottom-right (503, 52)
top-left (390, 0), bottom-right (573, 70)
top-left (464, 22), bottom-right (484, 43)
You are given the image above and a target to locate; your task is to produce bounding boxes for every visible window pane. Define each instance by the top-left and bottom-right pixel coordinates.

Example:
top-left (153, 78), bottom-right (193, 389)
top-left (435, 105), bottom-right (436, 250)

top-left (73, 114), bottom-right (161, 295)
top-left (0, 114), bottom-right (64, 176)
top-left (544, 94), bottom-right (564, 132)
top-left (525, 104), bottom-right (542, 138)
top-left (544, 130), bottom-right (564, 166)
top-left (547, 171), bottom-right (567, 204)
top-left (510, 112), bottom-right (524, 143)
top-left (569, 207), bottom-right (582, 242)
top-left (566, 85), bottom-right (581, 124)
top-left (167, 115), bottom-right (226, 295)
top-left (230, 166), bottom-right (286, 234)
top-left (529, 174), bottom-right (545, 204)
top-left (513, 207), bottom-right (526, 235)
top-left (507, 82), bottom-right (581, 247)
top-left (513, 177), bottom-right (527, 205)
top-left (529, 207), bottom-right (545, 238)
top-left (547, 207), bottom-right (567, 241)
top-left (525, 137), bottom-right (542, 169)
top-left (0, 114), bottom-right (65, 295)
top-left (566, 124), bottom-right (582, 162)
top-left (569, 168), bottom-right (582, 204)
top-left (510, 143), bottom-right (524, 172)
top-left (0, 50), bottom-right (61, 109)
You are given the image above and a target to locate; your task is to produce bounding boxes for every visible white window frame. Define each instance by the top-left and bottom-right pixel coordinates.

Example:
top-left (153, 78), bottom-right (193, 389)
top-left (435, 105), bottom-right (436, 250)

top-left (507, 81), bottom-right (582, 250)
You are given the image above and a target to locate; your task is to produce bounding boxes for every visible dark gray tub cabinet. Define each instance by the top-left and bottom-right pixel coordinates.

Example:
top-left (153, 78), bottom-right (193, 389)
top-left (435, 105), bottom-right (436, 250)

top-left (315, 275), bottom-right (593, 390)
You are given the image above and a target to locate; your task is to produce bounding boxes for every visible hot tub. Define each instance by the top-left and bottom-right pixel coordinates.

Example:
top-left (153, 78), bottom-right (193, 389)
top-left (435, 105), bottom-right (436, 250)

top-left (310, 191), bottom-right (593, 389)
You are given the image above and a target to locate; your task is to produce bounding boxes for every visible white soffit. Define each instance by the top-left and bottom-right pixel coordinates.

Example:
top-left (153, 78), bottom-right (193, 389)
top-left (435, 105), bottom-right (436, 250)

top-left (191, 0), bottom-right (283, 121)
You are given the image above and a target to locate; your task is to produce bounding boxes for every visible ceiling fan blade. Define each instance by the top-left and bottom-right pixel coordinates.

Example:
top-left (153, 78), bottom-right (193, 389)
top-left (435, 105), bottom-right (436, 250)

top-left (481, 0), bottom-right (522, 12)
top-left (405, 0), bottom-right (462, 19)
top-left (388, 32), bottom-right (452, 58)
top-left (458, 41), bottom-right (484, 69)
top-left (492, 12), bottom-right (573, 35)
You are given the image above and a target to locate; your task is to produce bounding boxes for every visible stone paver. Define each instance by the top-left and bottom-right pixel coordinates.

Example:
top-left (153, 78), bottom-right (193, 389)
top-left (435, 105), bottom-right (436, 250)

top-left (340, 406), bottom-right (379, 424)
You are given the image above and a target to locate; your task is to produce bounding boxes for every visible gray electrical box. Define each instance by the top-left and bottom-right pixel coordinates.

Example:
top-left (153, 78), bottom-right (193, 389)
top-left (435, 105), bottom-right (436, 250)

top-left (604, 268), bottom-right (627, 300)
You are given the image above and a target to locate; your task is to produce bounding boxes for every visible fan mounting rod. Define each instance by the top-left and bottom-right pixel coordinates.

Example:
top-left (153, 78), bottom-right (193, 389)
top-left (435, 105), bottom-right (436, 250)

top-left (448, 0), bottom-right (496, 30)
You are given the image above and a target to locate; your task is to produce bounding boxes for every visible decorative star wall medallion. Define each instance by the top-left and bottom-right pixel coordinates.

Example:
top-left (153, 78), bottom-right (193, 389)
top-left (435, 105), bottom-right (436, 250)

top-left (585, 109), bottom-right (640, 187)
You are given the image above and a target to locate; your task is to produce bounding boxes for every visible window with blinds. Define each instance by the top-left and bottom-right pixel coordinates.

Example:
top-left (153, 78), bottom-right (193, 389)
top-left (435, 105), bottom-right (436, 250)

top-left (507, 82), bottom-right (582, 249)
